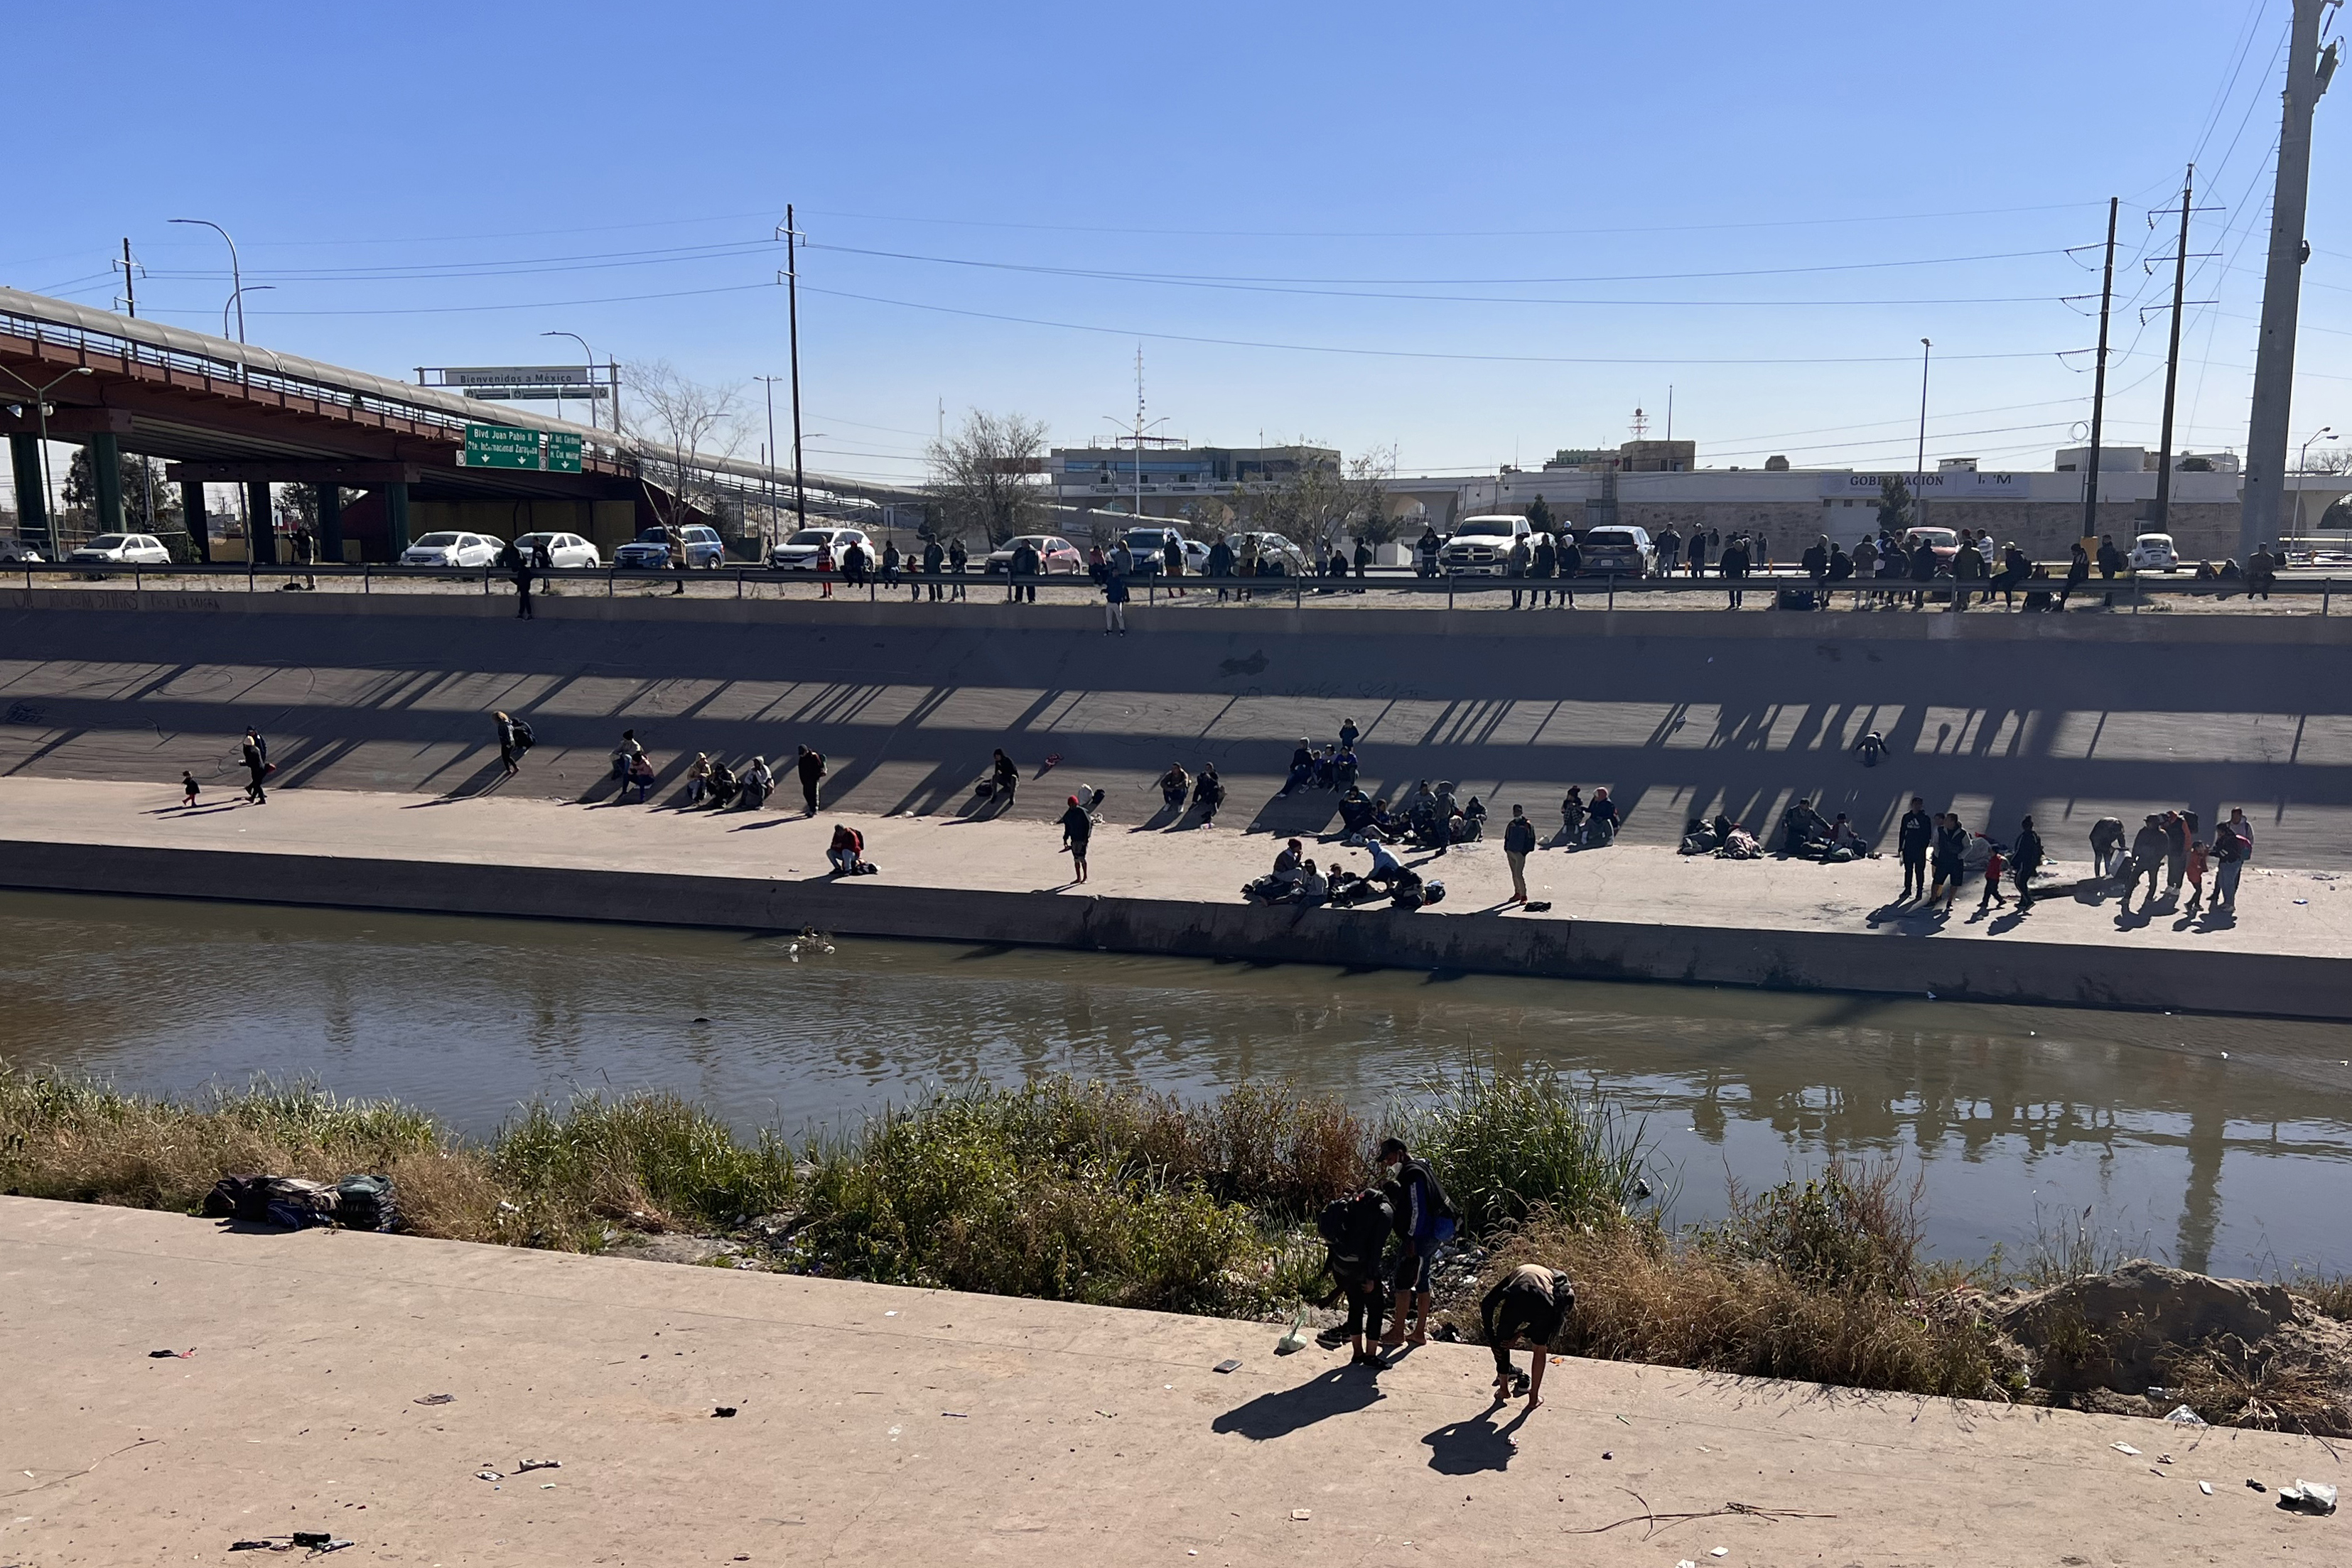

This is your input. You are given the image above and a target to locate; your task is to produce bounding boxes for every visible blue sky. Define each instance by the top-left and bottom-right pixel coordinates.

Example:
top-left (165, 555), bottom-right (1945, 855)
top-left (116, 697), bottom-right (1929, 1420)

top-left (6, 0), bottom-right (2346, 486)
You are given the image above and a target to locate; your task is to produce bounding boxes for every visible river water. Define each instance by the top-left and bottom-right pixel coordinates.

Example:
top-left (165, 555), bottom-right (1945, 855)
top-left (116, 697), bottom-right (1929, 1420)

top-left (9, 889), bottom-right (2351, 1280)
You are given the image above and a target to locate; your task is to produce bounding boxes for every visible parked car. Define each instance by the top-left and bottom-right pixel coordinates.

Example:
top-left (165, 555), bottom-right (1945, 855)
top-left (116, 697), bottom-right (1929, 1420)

top-left (509, 531), bottom-right (601, 568)
top-left (1900, 526), bottom-right (1960, 565)
top-left (615, 524), bottom-right (724, 570)
top-left (2128, 531), bottom-right (2181, 573)
top-left (983, 535), bottom-right (1084, 575)
top-left (0, 537), bottom-right (44, 564)
top-left (399, 531), bottom-right (503, 568)
top-left (1439, 514), bottom-right (1533, 575)
top-left (1225, 531), bottom-right (1310, 576)
top-left (1573, 526), bottom-right (1657, 577)
top-left (67, 533), bottom-right (173, 566)
top-left (1116, 526), bottom-right (1208, 576)
top-left (768, 526), bottom-right (875, 571)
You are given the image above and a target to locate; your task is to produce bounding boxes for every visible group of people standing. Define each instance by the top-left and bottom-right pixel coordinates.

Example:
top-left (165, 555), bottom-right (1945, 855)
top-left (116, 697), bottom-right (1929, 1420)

top-left (2093, 806), bottom-right (2256, 914)
top-left (1894, 798), bottom-right (2046, 916)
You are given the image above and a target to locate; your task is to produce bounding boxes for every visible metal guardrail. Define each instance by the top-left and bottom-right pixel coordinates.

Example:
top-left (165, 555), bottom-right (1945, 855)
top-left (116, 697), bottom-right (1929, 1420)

top-left (6, 558), bottom-right (2341, 613)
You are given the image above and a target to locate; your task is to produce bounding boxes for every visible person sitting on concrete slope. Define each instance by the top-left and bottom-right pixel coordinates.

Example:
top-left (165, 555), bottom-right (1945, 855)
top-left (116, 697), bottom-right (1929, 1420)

top-left (1338, 786), bottom-right (1379, 838)
top-left (1780, 797), bottom-right (1831, 856)
top-left (1278, 741), bottom-right (1316, 797)
top-left (1158, 763), bottom-right (1190, 809)
top-left (1192, 764), bottom-right (1225, 824)
top-left (705, 759), bottom-right (738, 809)
top-left (1582, 787), bottom-right (1621, 848)
top-left (1271, 839), bottom-right (1305, 887)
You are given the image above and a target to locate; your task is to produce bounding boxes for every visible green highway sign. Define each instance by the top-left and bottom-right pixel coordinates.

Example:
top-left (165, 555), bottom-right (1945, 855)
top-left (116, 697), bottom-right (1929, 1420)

top-left (462, 423), bottom-right (542, 470)
top-left (546, 432), bottom-right (584, 473)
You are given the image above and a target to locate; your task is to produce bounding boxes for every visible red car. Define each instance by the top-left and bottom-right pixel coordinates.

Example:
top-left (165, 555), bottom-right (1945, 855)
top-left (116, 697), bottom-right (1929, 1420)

top-left (983, 535), bottom-right (1084, 574)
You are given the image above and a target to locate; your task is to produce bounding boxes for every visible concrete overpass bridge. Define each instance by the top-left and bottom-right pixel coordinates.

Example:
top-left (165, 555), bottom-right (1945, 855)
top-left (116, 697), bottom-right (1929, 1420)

top-left (0, 286), bottom-right (908, 564)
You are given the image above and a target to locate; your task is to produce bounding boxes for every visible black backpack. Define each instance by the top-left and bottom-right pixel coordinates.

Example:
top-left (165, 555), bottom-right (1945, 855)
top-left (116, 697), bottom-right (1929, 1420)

top-left (1392, 1158), bottom-right (1460, 1235)
top-left (512, 718), bottom-right (536, 750)
top-left (1321, 1189), bottom-right (1394, 1272)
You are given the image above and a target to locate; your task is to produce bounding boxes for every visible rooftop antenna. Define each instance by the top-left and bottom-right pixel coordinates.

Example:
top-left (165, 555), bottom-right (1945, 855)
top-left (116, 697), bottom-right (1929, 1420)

top-left (1629, 406), bottom-right (1649, 440)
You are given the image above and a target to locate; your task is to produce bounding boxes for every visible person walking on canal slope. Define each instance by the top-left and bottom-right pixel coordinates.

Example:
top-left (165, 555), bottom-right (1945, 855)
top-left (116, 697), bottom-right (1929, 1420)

top-left (1502, 804), bottom-right (1536, 904)
top-left (1898, 796), bottom-right (1932, 901)
top-left (796, 745), bottom-right (826, 816)
top-left (1059, 793), bottom-right (1093, 884)
top-left (494, 710), bottom-right (531, 779)
top-left (240, 728), bottom-right (270, 804)
top-left (1102, 568), bottom-right (1129, 636)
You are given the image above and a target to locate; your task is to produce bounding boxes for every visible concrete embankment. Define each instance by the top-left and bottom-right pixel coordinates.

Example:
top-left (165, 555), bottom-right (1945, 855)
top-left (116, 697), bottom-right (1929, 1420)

top-left (4, 585), bottom-right (2348, 870)
top-left (4, 779), bottom-right (2348, 1018)
top-left (1, 1194), bottom-right (2337, 1565)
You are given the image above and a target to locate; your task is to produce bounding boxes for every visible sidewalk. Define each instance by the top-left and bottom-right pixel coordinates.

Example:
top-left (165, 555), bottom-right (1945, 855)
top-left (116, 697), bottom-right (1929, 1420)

top-left (1, 776), bottom-right (2343, 962)
top-left (2, 1196), bottom-right (2336, 1566)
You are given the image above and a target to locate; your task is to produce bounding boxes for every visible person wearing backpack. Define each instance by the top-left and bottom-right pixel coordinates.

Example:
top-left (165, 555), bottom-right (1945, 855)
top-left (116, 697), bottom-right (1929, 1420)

top-left (1314, 1186), bottom-right (1396, 1366)
top-left (1376, 1137), bottom-right (1456, 1349)
top-left (493, 711), bottom-right (528, 778)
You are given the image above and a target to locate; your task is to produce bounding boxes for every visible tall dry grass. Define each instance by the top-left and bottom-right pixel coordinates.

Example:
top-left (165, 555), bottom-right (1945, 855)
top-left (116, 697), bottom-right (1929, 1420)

top-left (1467, 1157), bottom-right (2011, 1400)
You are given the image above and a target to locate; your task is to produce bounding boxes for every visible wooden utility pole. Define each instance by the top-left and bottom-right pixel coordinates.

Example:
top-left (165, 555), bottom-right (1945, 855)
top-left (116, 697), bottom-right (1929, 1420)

top-left (2151, 168), bottom-right (2194, 534)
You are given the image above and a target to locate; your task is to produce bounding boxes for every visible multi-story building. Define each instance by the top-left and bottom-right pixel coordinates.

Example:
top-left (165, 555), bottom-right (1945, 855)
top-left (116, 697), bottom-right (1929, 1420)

top-left (1047, 444), bottom-right (1338, 519)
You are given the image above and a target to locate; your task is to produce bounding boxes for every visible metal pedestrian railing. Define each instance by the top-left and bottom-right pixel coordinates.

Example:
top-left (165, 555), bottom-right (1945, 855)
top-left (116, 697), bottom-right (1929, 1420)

top-left (4, 558), bottom-right (2338, 615)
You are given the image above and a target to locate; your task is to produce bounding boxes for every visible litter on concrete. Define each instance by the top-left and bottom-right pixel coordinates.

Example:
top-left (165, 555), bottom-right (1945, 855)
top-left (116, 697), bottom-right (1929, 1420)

top-left (713, 1406), bottom-right (739, 1417)
top-left (413, 1393), bottom-right (455, 1405)
top-left (1289, 1509), bottom-right (1312, 1521)
top-left (2277, 1479), bottom-right (2338, 1515)
top-left (1214, 1359), bottom-right (1241, 1373)
top-left (515, 1459), bottom-right (560, 1472)
top-left (2200, 1483), bottom-right (2215, 1496)
top-left (2112, 1442), bottom-right (2141, 1455)
top-left (147, 1348), bottom-right (193, 1358)
top-left (2163, 1405), bottom-right (2209, 1427)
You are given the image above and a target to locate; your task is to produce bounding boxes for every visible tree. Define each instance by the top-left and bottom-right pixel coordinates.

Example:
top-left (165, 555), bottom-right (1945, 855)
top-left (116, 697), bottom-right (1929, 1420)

top-left (1874, 477), bottom-right (1915, 532)
top-left (927, 410), bottom-right (1048, 547)
top-left (276, 484), bottom-right (318, 532)
top-left (1248, 445), bottom-right (1393, 553)
top-left (621, 359), bottom-right (744, 537)
top-left (1525, 494), bottom-right (1555, 534)
top-left (61, 448), bottom-right (181, 531)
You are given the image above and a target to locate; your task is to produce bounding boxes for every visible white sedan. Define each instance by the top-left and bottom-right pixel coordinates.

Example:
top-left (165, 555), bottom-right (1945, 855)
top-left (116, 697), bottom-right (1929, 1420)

top-left (68, 533), bottom-right (172, 566)
top-left (399, 531), bottom-right (504, 568)
top-left (510, 531), bottom-right (602, 568)
top-left (769, 526), bottom-right (875, 571)
top-left (2127, 532), bottom-right (2180, 573)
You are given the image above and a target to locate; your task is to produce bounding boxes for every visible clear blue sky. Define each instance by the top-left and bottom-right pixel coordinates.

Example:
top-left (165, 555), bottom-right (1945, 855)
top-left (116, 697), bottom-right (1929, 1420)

top-left (6, 0), bottom-right (2346, 486)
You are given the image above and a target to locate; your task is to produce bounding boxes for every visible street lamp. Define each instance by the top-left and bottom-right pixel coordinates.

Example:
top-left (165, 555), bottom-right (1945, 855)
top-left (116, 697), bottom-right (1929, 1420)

top-left (0, 365), bottom-right (95, 555)
top-left (168, 217), bottom-right (245, 344)
top-left (540, 331), bottom-right (597, 431)
top-left (2297, 426), bottom-right (2338, 544)
top-left (224, 284), bottom-right (273, 340)
top-left (1915, 337), bottom-right (1932, 526)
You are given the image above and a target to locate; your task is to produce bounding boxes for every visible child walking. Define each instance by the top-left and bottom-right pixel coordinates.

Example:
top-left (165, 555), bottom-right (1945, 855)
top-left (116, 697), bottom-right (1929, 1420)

top-left (180, 771), bottom-right (200, 808)
top-left (1977, 840), bottom-right (2010, 912)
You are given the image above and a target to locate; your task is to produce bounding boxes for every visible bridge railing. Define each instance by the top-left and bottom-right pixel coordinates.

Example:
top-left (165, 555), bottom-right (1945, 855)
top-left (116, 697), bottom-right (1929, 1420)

top-left (4, 558), bottom-right (2341, 613)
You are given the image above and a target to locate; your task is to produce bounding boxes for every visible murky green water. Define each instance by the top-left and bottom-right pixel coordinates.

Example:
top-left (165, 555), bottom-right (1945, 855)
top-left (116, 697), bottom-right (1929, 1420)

top-left (8, 889), bottom-right (2351, 1279)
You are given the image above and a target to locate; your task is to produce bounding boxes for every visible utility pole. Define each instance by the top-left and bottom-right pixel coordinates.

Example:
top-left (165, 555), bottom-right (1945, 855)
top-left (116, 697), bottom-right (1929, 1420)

top-left (114, 239), bottom-right (141, 317)
top-left (775, 205), bottom-right (808, 531)
top-left (754, 375), bottom-right (784, 545)
top-left (2152, 166), bottom-right (2195, 534)
top-left (2083, 197), bottom-right (2119, 541)
top-left (1914, 339), bottom-right (1931, 526)
top-left (2243, 0), bottom-right (2340, 558)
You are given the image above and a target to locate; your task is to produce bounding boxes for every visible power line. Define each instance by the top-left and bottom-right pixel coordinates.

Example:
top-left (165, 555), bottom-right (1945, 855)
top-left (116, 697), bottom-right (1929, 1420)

top-left (797, 281), bottom-right (2076, 365)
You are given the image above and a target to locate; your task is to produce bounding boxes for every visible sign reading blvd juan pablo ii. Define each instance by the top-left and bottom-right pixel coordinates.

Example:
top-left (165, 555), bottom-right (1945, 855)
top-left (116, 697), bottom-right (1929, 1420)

top-left (461, 423), bottom-right (544, 470)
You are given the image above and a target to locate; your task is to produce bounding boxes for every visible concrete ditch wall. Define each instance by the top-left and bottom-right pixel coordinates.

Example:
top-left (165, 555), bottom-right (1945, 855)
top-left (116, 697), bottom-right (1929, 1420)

top-left (6, 838), bottom-right (2345, 1020)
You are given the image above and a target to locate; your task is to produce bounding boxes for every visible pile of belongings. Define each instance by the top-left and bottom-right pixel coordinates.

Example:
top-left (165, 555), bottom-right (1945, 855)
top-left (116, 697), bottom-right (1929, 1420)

top-left (201, 1173), bottom-right (399, 1231)
top-left (1681, 816), bottom-right (1764, 859)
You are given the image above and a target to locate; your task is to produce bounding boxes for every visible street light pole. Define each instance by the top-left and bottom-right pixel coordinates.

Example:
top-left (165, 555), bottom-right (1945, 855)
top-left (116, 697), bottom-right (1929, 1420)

top-left (2297, 426), bottom-right (2338, 544)
top-left (1915, 337), bottom-right (1931, 524)
top-left (169, 216), bottom-right (246, 348)
top-left (540, 331), bottom-right (598, 431)
top-left (223, 284), bottom-right (274, 340)
top-left (753, 375), bottom-right (784, 546)
top-left (0, 366), bottom-right (95, 556)
top-left (775, 205), bottom-right (807, 531)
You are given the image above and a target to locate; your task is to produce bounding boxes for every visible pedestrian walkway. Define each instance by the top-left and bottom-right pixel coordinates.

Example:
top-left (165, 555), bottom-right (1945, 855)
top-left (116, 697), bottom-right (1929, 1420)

top-left (1, 776), bottom-right (2343, 962)
top-left (1, 1196), bottom-right (2332, 1565)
